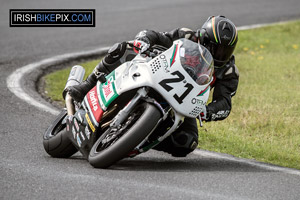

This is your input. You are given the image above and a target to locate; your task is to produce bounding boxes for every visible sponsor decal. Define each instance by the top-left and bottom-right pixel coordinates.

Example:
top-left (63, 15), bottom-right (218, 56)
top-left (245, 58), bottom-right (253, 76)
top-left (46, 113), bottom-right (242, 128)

top-left (85, 126), bottom-right (91, 140)
top-left (103, 77), bottom-right (114, 101)
top-left (72, 126), bottom-right (76, 139)
top-left (76, 134), bottom-right (82, 147)
top-left (80, 131), bottom-right (85, 141)
top-left (74, 118), bottom-right (79, 131)
top-left (211, 110), bottom-right (230, 120)
top-left (99, 72), bottom-right (118, 107)
top-left (77, 112), bottom-right (83, 123)
top-left (85, 113), bottom-right (95, 132)
top-left (87, 86), bottom-right (103, 122)
top-left (159, 54), bottom-right (169, 73)
top-left (89, 90), bottom-right (98, 111)
top-left (82, 100), bottom-right (88, 113)
top-left (82, 98), bottom-right (98, 127)
top-left (191, 98), bottom-right (204, 105)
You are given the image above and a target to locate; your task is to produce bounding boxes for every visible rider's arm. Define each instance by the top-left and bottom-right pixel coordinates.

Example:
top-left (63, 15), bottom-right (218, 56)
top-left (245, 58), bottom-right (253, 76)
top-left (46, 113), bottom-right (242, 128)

top-left (206, 58), bottom-right (239, 122)
top-left (135, 28), bottom-right (198, 48)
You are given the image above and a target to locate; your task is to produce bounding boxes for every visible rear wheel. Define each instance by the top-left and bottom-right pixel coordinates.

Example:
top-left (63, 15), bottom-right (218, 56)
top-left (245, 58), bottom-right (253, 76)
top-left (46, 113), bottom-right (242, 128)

top-left (88, 102), bottom-right (161, 168)
top-left (43, 110), bottom-right (78, 158)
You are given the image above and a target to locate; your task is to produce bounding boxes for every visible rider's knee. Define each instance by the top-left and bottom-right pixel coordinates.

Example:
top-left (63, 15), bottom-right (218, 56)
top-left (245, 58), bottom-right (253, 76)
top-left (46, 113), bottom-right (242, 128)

top-left (154, 130), bottom-right (198, 157)
top-left (169, 131), bottom-right (198, 157)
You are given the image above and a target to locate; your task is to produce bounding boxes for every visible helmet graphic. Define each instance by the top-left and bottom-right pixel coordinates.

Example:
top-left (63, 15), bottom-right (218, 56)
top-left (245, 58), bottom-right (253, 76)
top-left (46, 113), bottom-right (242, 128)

top-left (198, 16), bottom-right (238, 67)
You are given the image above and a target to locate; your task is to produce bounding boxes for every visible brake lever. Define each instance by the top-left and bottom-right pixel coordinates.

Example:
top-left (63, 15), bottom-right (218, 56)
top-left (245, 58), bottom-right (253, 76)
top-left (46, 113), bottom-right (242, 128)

top-left (142, 49), bottom-right (158, 58)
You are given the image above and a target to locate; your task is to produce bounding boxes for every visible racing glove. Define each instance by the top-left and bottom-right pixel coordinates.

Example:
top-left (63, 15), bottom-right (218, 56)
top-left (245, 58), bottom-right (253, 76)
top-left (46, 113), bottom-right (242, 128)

top-left (199, 106), bottom-right (212, 122)
top-left (200, 106), bottom-right (207, 122)
top-left (133, 36), bottom-right (151, 54)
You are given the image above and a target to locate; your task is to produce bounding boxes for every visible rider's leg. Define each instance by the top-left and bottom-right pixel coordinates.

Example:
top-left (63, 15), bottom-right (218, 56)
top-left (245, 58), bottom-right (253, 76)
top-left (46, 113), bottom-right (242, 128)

top-left (153, 117), bottom-right (199, 157)
top-left (66, 42), bottom-right (130, 102)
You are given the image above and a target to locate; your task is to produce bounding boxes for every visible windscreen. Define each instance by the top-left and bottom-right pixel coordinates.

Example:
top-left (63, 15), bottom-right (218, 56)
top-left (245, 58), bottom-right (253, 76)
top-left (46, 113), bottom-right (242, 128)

top-left (179, 39), bottom-right (214, 85)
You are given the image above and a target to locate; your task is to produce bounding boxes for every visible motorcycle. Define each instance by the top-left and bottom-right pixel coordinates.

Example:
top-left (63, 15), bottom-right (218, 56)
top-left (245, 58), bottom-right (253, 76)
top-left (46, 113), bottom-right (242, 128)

top-left (43, 38), bottom-right (214, 168)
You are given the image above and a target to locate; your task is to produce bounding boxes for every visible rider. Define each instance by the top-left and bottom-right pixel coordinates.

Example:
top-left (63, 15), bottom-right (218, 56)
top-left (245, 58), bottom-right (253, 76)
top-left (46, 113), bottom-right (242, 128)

top-left (67, 15), bottom-right (239, 157)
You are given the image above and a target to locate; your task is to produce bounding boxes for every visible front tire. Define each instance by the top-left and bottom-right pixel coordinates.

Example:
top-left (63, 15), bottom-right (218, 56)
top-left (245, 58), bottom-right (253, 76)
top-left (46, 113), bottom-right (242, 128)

top-left (43, 110), bottom-right (78, 158)
top-left (88, 103), bottom-right (161, 168)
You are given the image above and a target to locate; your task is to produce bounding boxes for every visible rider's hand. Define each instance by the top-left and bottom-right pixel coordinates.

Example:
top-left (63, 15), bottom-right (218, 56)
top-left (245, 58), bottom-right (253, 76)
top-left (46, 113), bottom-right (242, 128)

top-left (200, 111), bottom-right (207, 121)
top-left (133, 37), bottom-right (151, 54)
top-left (199, 106), bottom-right (209, 121)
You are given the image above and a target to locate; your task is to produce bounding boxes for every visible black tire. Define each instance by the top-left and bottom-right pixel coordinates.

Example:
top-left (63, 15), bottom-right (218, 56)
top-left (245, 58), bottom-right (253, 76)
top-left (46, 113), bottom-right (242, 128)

top-left (43, 110), bottom-right (78, 158)
top-left (88, 103), bottom-right (161, 168)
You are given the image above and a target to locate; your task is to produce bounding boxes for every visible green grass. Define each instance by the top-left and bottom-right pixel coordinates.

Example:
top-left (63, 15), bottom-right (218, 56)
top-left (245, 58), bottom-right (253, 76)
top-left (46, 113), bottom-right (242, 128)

top-left (44, 59), bottom-right (101, 101)
top-left (44, 21), bottom-right (300, 169)
top-left (199, 20), bottom-right (300, 169)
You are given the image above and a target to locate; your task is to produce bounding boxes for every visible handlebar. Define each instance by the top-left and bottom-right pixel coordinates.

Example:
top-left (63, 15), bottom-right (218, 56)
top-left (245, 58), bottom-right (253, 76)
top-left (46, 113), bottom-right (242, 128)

top-left (127, 42), bottom-right (167, 58)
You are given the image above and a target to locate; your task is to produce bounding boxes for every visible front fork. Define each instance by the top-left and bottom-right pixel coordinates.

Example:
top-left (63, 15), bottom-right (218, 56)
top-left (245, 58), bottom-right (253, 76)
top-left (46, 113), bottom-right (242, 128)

top-left (109, 87), bottom-right (148, 129)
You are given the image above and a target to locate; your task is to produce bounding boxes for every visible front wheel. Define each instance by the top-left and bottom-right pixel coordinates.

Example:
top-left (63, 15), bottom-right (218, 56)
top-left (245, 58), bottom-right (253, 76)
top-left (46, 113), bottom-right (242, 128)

top-left (43, 110), bottom-right (78, 158)
top-left (88, 102), bottom-right (161, 168)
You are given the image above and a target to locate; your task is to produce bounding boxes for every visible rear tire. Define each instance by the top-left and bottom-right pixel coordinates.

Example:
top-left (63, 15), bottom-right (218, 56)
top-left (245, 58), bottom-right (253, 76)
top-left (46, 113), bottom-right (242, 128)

top-left (43, 110), bottom-right (78, 158)
top-left (88, 103), bottom-right (161, 168)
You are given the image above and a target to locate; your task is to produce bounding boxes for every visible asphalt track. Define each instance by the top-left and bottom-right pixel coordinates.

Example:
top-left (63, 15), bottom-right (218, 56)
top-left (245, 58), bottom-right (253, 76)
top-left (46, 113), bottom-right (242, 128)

top-left (1, 0), bottom-right (300, 199)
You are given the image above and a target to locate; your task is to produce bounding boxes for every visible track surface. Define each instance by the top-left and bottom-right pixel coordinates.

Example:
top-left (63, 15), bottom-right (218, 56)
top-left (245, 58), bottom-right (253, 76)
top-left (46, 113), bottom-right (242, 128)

top-left (1, 0), bottom-right (300, 199)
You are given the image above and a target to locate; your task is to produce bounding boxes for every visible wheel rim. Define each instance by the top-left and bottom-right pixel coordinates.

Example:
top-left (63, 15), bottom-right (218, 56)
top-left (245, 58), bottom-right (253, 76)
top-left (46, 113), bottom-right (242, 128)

top-left (94, 105), bottom-right (144, 153)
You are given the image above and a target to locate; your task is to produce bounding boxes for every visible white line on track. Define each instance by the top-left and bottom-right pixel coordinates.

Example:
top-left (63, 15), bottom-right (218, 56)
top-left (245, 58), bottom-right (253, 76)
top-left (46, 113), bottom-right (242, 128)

top-left (6, 20), bottom-right (300, 175)
top-left (193, 149), bottom-right (300, 176)
top-left (6, 47), bottom-right (109, 116)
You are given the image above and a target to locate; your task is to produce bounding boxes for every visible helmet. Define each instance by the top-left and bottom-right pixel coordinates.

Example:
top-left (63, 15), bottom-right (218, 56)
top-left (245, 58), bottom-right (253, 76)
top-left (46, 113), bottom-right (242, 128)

top-left (198, 16), bottom-right (238, 67)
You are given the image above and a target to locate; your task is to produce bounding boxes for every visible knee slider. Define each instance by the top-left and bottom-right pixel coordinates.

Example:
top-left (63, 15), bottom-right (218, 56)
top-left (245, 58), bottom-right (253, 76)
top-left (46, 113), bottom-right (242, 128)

top-left (171, 131), bottom-right (198, 151)
top-left (169, 131), bottom-right (198, 157)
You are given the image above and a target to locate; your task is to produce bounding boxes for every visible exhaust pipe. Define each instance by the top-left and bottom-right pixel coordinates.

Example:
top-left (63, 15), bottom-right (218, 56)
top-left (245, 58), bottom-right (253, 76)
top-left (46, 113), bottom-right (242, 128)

top-left (62, 65), bottom-right (85, 115)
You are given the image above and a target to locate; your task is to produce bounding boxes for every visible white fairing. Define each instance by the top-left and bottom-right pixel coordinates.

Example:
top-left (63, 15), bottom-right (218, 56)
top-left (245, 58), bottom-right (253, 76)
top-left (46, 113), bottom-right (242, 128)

top-left (102, 39), bottom-right (213, 118)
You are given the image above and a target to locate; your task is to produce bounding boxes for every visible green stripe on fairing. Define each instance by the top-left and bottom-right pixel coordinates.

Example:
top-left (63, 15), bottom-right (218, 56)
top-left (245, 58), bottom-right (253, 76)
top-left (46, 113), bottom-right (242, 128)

top-left (198, 86), bottom-right (209, 96)
top-left (170, 44), bottom-right (178, 66)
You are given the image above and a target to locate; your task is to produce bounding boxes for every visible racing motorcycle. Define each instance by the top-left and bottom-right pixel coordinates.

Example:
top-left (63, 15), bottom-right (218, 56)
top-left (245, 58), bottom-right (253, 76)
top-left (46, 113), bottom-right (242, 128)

top-left (43, 38), bottom-right (214, 168)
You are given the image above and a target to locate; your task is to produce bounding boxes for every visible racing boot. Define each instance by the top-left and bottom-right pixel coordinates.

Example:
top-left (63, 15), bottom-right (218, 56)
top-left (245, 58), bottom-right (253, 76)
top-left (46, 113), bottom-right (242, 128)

top-left (66, 72), bottom-right (97, 102)
top-left (66, 42), bottom-right (129, 102)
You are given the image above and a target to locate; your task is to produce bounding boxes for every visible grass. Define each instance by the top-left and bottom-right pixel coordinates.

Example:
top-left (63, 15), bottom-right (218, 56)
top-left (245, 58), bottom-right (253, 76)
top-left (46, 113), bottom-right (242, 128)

top-left (199, 20), bottom-right (300, 169)
top-left (43, 21), bottom-right (300, 169)
top-left (44, 59), bottom-right (101, 101)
